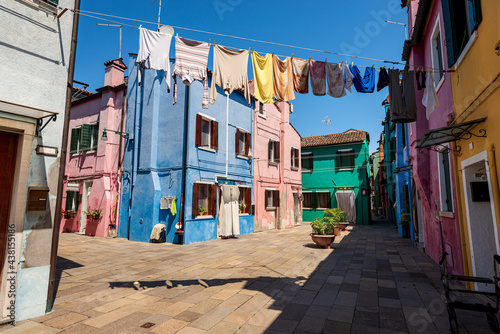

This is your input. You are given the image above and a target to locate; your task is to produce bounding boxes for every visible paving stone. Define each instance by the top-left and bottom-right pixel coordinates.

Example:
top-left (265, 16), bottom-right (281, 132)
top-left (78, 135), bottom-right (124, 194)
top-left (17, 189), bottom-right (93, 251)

top-left (42, 311), bottom-right (88, 329)
top-left (327, 305), bottom-right (354, 323)
top-left (322, 320), bottom-right (351, 334)
top-left (334, 291), bottom-right (357, 307)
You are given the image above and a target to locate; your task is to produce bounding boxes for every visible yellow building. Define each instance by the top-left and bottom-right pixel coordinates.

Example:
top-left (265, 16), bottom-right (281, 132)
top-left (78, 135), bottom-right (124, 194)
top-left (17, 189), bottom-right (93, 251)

top-left (442, 0), bottom-right (500, 286)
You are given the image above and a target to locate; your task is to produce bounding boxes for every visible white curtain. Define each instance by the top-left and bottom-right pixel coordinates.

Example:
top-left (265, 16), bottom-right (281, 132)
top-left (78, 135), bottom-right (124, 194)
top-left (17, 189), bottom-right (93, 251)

top-left (218, 185), bottom-right (240, 237)
top-left (335, 190), bottom-right (356, 223)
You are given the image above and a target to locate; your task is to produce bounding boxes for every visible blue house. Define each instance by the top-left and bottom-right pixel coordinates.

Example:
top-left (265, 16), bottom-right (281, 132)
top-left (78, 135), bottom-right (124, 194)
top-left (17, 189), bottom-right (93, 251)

top-left (119, 55), bottom-right (254, 244)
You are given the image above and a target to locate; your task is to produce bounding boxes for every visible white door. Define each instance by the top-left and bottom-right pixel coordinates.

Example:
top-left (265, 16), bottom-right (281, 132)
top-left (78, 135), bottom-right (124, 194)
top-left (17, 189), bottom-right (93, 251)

top-left (79, 180), bottom-right (93, 233)
top-left (293, 193), bottom-right (301, 225)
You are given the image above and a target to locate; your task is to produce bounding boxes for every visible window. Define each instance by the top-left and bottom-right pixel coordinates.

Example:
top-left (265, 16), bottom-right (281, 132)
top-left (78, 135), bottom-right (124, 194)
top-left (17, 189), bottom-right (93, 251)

top-left (438, 149), bottom-right (453, 212)
top-left (196, 114), bottom-right (218, 151)
top-left (268, 139), bottom-right (280, 164)
top-left (65, 191), bottom-right (79, 212)
top-left (192, 183), bottom-right (217, 217)
top-left (317, 192), bottom-right (331, 209)
top-left (441, 0), bottom-right (481, 67)
top-left (265, 189), bottom-right (279, 209)
top-left (291, 147), bottom-right (299, 169)
top-left (70, 122), bottom-right (99, 155)
top-left (257, 102), bottom-right (266, 118)
top-left (238, 187), bottom-right (251, 214)
top-left (302, 193), bottom-right (312, 209)
top-left (390, 138), bottom-right (396, 163)
top-left (430, 18), bottom-right (444, 84)
top-left (301, 152), bottom-right (313, 172)
top-left (236, 128), bottom-right (251, 157)
top-left (336, 149), bottom-right (354, 170)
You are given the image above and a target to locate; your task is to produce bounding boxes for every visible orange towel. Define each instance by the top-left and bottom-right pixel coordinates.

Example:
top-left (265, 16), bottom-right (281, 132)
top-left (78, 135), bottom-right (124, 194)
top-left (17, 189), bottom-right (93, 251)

top-left (273, 55), bottom-right (295, 102)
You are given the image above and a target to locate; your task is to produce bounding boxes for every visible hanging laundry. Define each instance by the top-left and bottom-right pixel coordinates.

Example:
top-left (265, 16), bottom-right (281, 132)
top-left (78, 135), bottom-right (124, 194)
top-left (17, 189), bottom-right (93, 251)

top-left (171, 197), bottom-right (177, 215)
top-left (310, 60), bottom-right (326, 96)
top-left (350, 65), bottom-right (375, 93)
top-left (422, 70), bottom-right (440, 119)
top-left (210, 45), bottom-right (251, 106)
top-left (416, 70), bottom-right (426, 90)
top-left (326, 63), bottom-right (346, 98)
top-left (251, 51), bottom-right (274, 104)
top-left (389, 69), bottom-right (417, 123)
top-left (377, 67), bottom-right (390, 92)
top-left (273, 55), bottom-right (295, 101)
top-left (292, 57), bottom-right (310, 94)
top-left (173, 36), bottom-right (210, 109)
top-left (137, 27), bottom-right (173, 89)
top-left (344, 63), bottom-right (354, 93)
top-left (218, 185), bottom-right (240, 237)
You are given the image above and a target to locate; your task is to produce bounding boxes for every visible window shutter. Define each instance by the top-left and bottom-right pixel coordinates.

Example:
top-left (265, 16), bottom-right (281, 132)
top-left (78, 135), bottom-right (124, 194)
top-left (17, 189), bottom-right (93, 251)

top-left (80, 124), bottom-right (92, 152)
top-left (195, 114), bottom-right (202, 146)
top-left (265, 190), bottom-right (270, 207)
top-left (274, 141), bottom-right (280, 163)
top-left (70, 128), bottom-right (79, 154)
top-left (235, 128), bottom-right (240, 155)
top-left (312, 192), bottom-right (318, 209)
top-left (273, 190), bottom-right (279, 207)
top-left (192, 183), bottom-right (199, 217)
top-left (211, 121), bottom-right (218, 150)
top-left (92, 123), bottom-right (99, 150)
top-left (268, 141), bottom-right (273, 161)
top-left (335, 152), bottom-right (341, 170)
top-left (65, 192), bottom-right (74, 211)
top-left (245, 133), bottom-right (251, 156)
top-left (295, 149), bottom-right (300, 169)
top-left (210, 184), bottom-right (217, 215)
top-left (245, 187), bottom-right (251, 214)
top-left (468, 0), bottom-right (482, 32)
top-left (441, 0), bottom-right (456, 67)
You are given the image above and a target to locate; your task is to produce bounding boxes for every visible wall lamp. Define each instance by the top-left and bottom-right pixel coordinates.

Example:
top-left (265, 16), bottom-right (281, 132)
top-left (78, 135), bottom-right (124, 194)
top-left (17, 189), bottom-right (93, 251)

top-left (102, 128), bottom-right (129, 140)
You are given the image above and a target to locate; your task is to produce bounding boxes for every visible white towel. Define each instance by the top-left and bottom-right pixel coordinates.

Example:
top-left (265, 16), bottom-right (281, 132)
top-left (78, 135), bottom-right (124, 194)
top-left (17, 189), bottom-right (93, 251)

top-left (423, 70), bottom-right (440, 119)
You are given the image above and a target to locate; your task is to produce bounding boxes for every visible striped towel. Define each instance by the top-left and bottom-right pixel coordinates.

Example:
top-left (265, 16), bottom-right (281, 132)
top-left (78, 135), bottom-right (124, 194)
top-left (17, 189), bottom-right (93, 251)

top-left (173, 36), bottom-right (210, 109)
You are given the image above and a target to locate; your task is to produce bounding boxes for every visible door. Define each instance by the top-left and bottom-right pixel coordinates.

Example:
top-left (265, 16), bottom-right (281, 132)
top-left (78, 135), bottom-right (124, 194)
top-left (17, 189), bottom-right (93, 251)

top-left (293, 193), bottom-right (301, 225)
top-left (79, 180), bottom-right (93, 233)
top-left (335, 190), bottom-right (356, 223)
top-left (416, 190), bottom-right (424, 248)
top-left (0, 132), bottom-right (18, 289)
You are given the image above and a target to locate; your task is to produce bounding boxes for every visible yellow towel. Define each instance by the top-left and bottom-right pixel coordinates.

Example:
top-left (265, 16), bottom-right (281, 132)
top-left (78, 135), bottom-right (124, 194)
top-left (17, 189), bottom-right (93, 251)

top-left (171, 197), bottom-right (177, 215)
top-left (251, 51), bottom-right (274, 104)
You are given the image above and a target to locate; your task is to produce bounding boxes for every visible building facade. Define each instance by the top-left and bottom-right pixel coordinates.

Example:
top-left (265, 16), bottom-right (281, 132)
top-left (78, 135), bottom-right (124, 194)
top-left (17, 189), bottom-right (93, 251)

top-left (301, 130), bottom-right (371, 225)
top-left (252, 96), bottom-right (302, 231)
top-left (119, 55), bottom-right (254, 245)
top-left (381, 100), bottom-right (397, 227)
top-left (0, 0), bottom-right (75, 320)
top-left (60, 59), bottom-right (127, 238)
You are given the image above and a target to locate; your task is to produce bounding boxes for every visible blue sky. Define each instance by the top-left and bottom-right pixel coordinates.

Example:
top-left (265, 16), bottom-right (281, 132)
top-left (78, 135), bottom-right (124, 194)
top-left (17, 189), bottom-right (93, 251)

top-left (73, 0), bottom-right (408, 154)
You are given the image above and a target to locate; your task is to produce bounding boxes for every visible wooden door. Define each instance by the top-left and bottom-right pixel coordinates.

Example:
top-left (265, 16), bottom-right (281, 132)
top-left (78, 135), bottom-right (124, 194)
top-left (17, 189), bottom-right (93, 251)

top-left (0, 131), bottom-right (18, 285)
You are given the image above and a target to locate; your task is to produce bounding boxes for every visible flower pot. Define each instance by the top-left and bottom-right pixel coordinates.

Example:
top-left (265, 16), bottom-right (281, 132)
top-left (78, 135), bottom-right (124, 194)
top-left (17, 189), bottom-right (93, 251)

top-left (337, 222), bottom-right (349, 231)
top-left (310, 234), bottom-right (336, 249)
top-left (86, 214), bottom-right (93, 219)
top-left (334, 227), bottom-right (341, 236)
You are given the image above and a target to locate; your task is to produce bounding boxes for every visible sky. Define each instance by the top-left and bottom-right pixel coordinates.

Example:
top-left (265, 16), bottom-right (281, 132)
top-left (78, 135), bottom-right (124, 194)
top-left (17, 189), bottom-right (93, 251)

top-left (73, 0), bottom-right (408, 154)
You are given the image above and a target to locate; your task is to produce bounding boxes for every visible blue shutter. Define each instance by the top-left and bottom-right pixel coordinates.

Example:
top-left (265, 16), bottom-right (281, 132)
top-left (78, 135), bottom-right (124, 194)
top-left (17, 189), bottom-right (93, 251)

top-left (468, 0), bottom-right (482, 32)
top-left (441, 0), bottom-right (457, 67)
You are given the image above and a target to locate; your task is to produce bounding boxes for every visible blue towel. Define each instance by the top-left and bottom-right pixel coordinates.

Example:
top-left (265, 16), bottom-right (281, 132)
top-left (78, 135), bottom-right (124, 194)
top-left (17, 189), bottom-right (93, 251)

top-left (349, 65), bottom-right (375, 93)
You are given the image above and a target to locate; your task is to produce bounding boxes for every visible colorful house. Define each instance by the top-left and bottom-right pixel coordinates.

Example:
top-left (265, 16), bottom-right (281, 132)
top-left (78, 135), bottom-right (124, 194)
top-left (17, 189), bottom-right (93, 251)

top-left (380, 99), bottom-right (397, 226)
top-left (119, 55), bottom-right (254, 244)
top-left (441, 0), bottom-right (500, 284)
top-left (252, 95), bottom-right (302, 231)
top-left (301, 130), bottom-right (371, 224)
top-left (0, 0), bottom-right (75, 320)
top-left (60, 58), bottom-right (127, 238)
top-left (402, 0), bottom-right (465, 275)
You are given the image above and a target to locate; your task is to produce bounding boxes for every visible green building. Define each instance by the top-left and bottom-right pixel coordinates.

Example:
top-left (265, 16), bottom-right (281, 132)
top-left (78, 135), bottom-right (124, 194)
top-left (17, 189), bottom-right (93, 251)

top-left (301, 129), bottom-right (371, 224)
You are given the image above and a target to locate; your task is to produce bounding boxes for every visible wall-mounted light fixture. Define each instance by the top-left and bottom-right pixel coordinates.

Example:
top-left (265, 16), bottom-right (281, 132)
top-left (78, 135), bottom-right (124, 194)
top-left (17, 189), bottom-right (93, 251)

top-left (361, 188), bottom-right (367, 196)
top-left (101, 128), bottom-right (129, 140)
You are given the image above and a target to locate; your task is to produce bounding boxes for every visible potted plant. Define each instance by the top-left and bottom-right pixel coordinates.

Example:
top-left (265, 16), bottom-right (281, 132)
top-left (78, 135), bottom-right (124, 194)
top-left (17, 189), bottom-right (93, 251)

top-left (398, 213), bottom-right (411, 238)
top-left (84, 209), bottom-right (102, 220)
top-left (63, 210), bottom-right (76, 219)
top-left (198, 206), bottom-right (208, 216)
top-left (325, 208), bottom-right (349, 231)
top-left (310, 217), bottom-right (336, 249)
top-left (239, 203), bottom-right (246, 214)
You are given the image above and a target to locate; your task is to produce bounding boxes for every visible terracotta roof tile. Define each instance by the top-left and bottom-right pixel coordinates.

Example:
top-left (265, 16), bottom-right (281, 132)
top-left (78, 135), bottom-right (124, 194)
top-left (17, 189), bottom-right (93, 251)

top-left (301, 129), bottom-right (367, 148)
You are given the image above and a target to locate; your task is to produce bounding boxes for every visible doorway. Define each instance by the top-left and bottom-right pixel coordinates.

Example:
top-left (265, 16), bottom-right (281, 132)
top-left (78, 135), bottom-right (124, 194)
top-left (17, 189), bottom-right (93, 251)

top-left (0, 131), bottom-right (18, 290)
top-left (416, 190), bottom-right (425, 249)
top-left (462, 151), bottom-right (499, 291)
top-left (80, 180), bottom-right (93, 234)
top-left (293, 192), bottom-right (301, 226)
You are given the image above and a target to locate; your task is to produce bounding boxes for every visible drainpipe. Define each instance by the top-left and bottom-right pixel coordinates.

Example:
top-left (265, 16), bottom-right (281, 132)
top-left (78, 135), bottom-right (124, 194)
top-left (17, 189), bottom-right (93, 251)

top-left (46, 0), bottom-right (80, 312)
top-left (177, 85), bottom-right (190, 242)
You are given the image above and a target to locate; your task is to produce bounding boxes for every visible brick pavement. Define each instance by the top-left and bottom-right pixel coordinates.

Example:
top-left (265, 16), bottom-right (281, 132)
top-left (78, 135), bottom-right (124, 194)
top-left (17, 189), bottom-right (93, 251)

top-left (0, 220), bottom-right (494, 333)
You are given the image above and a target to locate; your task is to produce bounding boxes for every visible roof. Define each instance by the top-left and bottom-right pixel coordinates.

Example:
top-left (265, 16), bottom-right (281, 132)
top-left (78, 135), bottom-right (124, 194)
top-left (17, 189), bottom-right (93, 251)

top-left (301, 129), bottom-right (367, 148)
top-left (71, 86), bottom-right (93, 102)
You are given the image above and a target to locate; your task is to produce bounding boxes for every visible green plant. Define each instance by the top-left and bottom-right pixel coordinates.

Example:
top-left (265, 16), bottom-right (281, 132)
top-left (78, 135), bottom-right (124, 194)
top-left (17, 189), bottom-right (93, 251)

top-left (239, 203), bottom-right (246, 212)
top-left (85, 208), bottom-right (102, 219)
top-left (399, 213), bottom-right (411, 228)
top-left (324, 208), bottom-right (347, 222)
top-left (310, 217), bottom-right (336, 235)
top-left (198, 206), bottom-right (207, 215)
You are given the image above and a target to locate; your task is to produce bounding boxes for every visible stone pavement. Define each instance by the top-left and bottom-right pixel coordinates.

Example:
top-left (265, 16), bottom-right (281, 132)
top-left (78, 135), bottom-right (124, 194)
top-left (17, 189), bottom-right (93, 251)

top-left (0, 220), bottom-right (494, 333)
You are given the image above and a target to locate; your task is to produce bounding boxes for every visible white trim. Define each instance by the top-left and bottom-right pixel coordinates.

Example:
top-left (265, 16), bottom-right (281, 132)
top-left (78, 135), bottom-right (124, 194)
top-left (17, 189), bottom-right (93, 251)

top-left (429, 15), bottom-right (445, 86)
top-left (436, 144), bottom-right (454, 213)
top-left (198, 146), bottom-right (216, 153)
top-left (315, 190), bottom-right (330, 193)
top-left (195, 181), bottom-right (215, 185)
top-left (238, 185), bottom-right (250, 188)
top-left (265, 188), bottom-right (278, 191)
top-left (454, 30), bottom-right (478, 71)
top-left (257, 102), bottom-right (266, 119)
top-left (237, 127), bottom-right (249, 134)
top-left (461, 151), bottom-right (500, 280)
top-left (337, 149), bottom-right (354, 153)
top-left (197, 112), bottom-right (216, 121)
top-left (268, 137), bottom-right (279, 142)
top-left (236, 155), bottom-right (249, 160)
top-left (195, 215), bottom-right (214, 220)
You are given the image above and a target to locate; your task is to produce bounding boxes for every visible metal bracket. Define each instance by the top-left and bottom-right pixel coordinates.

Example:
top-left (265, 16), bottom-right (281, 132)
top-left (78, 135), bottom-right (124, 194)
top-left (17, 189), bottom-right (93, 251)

top-left (418, 144), bottom-right (461, 155)
top-left (36, 114), bottom-right (57, 136)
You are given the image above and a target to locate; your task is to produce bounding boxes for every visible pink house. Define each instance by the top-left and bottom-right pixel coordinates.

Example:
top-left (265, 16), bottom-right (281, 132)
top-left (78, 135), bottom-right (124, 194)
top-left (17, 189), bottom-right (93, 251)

top-left (251, 82), bottom-right (302, 230)
top-left (60, 58), bottom-right (127, 238)
top-left (403, 0), bottom-right (463, 275)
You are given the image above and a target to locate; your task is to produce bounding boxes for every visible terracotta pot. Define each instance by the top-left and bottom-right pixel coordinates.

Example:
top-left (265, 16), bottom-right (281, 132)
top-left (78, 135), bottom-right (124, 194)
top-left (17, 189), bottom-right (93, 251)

top-left (334, 227), bottom-right (341, 236)
top-left (310, 234), bottom-right (336, 249)
top-left (337, 222), bottom-right (349, 231)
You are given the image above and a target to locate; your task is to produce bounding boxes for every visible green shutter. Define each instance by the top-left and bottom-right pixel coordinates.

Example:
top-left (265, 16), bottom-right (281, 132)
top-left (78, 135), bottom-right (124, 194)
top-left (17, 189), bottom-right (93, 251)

top-left (441, 0), bottom-right (457, 67)
top-left (92, 123), bottom-right (99, 150)
top-left (70, 128), bottom-right (79, 154)
top-left (65, 191), bottom-right (74, 211)
top-left (311, 192), bottom-right (318, 209)
top-left (441, 0), bottom-right (469, 67)
top-left (468, 0), bottom-right (482, 32)
top-left (80, 124), bottom-right (92, 152)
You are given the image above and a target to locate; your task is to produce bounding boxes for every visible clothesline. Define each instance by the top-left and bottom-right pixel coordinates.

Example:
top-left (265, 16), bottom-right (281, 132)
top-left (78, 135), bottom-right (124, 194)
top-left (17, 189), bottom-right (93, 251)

top-left (72, 8), bottom-right (452, 73)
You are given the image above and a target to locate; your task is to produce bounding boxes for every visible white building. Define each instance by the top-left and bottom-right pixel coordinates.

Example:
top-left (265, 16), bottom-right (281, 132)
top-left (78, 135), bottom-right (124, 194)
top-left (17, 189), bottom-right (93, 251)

top-left (0, 0), bottom-right (76, 321)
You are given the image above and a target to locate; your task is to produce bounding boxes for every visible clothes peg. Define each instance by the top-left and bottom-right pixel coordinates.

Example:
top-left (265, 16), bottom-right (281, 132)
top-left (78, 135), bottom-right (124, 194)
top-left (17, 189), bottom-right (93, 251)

top-left (351, 62), bottom-right (354, 67)
top-left (309, 56), bottom-right (312, 61)
top-left (372, 64), bottom-right (374, 68)
top-left (340, 61), bottom-right (343, 67)
top-left (208, 39), bottom-right (210, 45)
top-left (291, 54), bottom-right (293, 58)
top-left (325, 58), bottom-right (327, 64)
top-left (252, 48), bottom-right (254, 52)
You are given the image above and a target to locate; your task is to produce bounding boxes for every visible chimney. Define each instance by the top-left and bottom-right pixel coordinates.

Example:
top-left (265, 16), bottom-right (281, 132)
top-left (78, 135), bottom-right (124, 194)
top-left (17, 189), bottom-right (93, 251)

top-left (103, 58), bottom-right (127, 87)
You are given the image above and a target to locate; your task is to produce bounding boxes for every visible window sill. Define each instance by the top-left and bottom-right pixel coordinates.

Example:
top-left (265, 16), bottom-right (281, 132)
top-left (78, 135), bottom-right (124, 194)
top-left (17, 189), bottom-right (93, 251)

top-left (266, 207), bottom-right (278, 210)
top-left (291, 167), bottom-right (299, 171)
top-left (268, 161), bottom-right (279, 166)
top-left (195, 215), bottom-right (214, 220)
top-left (301, 169), bottom-right (313, 173)
top-left (198, 146), bottom-right (216, 153)
top-left (239, 213), bottom-right (250, 216)
top-left (453, 31), bottom-right (478, 71)
top-left (439, 211), bottom-right (454, 219)
top-left (436, 75), bottom-right (445, 93)
top-left (317, 208), bottom-right (330, 210)
top-left (236, 155), bottom-right (249, 160)
top-left (258, 113), bottom-right (266, 119)
top-left (337, 168), bottom-right (354, 171)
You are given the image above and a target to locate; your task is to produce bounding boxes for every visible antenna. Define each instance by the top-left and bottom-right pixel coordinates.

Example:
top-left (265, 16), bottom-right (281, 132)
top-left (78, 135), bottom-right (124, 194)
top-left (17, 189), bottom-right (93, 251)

top-left (321, 116), bottom-right (332, 133)
top-left (97, 23), bottom-right (122, 59)
top-left (152, 0), bottom-right (162, 30)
